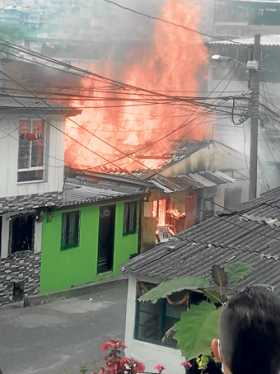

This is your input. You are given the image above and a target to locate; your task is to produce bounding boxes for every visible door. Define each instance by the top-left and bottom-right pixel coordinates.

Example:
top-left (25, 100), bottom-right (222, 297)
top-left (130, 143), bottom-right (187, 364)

top-left (10, 215), bottom-right (35, 254)
top-left (97, 205), bottom-right (115, 274)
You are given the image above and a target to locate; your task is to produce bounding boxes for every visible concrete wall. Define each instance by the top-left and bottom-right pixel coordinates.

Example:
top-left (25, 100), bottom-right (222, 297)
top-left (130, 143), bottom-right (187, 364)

top-left (160, 142), bottom-right (247, 178)
top-left (0, 113), bottom-right (64, 198)
top-left (125, 276), bottom-right (185, 374)
top-left (0, 213), bottom-right (42, 306)
top-left (40, 201), bottom-right (139, 295)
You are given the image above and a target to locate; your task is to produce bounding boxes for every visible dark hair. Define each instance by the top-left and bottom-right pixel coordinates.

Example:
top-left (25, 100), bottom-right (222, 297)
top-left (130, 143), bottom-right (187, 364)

top-left (220, 286), bottom-right (280, 374)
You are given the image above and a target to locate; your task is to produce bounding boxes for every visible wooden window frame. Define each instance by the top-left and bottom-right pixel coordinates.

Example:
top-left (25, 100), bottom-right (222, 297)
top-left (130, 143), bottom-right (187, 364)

top-left (61, 211), bottom-right (80, 250)
top-left (17, 119), bottom-right (46, 183)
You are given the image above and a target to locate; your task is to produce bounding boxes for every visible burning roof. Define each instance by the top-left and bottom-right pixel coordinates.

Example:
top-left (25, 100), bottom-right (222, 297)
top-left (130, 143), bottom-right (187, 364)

top-left (64, 0), bottom-right (209, 174)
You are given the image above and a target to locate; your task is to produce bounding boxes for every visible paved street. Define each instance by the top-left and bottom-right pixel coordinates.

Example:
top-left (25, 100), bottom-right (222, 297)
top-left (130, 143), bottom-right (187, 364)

top-left (0, 280), bottom-right (128, 374)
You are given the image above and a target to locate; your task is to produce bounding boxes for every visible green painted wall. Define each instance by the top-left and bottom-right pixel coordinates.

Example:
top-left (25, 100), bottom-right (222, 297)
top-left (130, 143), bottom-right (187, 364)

top-left (40, 201), bottom-right (139, 295)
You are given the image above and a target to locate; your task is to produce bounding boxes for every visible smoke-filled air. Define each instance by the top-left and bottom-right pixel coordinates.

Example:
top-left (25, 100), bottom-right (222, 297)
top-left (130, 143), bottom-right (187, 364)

top-left (65, 0), bottom-right (209, 173)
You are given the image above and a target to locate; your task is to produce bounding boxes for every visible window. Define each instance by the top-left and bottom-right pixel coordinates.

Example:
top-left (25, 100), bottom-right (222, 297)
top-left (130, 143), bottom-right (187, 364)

top-left (123, 201), bottom-right (137, 235)
top-left (10, 215), bottom-right (35, 254)
top-left (61, 211), bottom-right (80, 249)
top-left (134, 282), bottom-right (193, 347)
top-left (17, 119), bottom-right (45, 182)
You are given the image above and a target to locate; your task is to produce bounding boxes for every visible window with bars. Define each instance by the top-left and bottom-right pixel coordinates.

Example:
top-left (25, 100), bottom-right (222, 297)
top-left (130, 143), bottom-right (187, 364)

top-left (17, 119), bottom-right (45, 182)
top-left (61, 211), bottom-right (80, 250)
top-left (123, 201), bottom-right (137, 235)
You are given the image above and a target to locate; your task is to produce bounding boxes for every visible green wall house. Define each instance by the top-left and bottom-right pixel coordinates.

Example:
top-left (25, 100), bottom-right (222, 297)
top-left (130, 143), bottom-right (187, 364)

top-left (40, 181), bottom-right (143, 295)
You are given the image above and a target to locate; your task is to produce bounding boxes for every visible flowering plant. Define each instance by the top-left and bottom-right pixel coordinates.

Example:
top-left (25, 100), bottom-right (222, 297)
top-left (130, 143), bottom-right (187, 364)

top-left (154, 364), bottom-right (165, 373)
top-left (96, 340), bottom-right (145, 374)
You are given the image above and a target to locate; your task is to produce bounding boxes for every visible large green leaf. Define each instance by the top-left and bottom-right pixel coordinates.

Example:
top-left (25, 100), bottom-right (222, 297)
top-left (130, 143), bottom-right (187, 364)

top-left (202, 288), bottom-right (223, 305)
top-left (175, 302), bottom-right (221, 359)
top-left (225, 262), bottom-right (250, 286)
top-left (139, 276), bottom-right (209, 304)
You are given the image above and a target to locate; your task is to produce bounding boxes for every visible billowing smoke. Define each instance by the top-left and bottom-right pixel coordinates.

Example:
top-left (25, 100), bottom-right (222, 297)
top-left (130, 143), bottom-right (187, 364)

top-left (64, 0), bottom-right (209, 173)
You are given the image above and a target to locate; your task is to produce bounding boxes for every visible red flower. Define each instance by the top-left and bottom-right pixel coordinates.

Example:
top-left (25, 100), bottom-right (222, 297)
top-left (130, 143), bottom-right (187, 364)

top-left (120, 357), bottom-right (145, 373)
top-left (154, 364), bottom-right (165, 373)
top-left (100, 339), bottom-right (126, 352)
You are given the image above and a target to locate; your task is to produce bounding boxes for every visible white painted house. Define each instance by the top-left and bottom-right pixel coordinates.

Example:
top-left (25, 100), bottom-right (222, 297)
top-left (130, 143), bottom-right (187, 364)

top-left (125, 275), bottom-right (186, 374)
top-left (0, 110), bottom-right (64, 198)
top-left (0, 94), bottom-right (79, 305)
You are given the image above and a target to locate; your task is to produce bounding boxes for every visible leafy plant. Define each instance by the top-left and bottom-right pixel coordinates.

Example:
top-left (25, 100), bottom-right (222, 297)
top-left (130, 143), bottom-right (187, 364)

top-left (175, 302), bottom-right (222, 358)
top-left (139, 261), bottom-right (250, 360)
top-left (139, 276), bottom-right (209, 304)
top-left (95, 339), bottom-right (145, 374)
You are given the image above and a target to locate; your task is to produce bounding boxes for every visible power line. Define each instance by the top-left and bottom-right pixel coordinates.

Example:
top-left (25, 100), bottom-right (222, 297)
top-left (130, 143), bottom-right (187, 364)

top-left (101, 0), bottom-right (241, 44)
top-left (0, 78), bottom-right (132, 173)
top-left (0, 50), bottom-right (249, 174)
top-left (2, 119), bottom-right (67, 167)
top-left (0, 38), bottom-right (208, 102)
top-left (0, 38), bottom-right (248, 109)
top-left (0, 38), bottom-right (249, 176)
top-left (76, 62), bottom-right (247, 172)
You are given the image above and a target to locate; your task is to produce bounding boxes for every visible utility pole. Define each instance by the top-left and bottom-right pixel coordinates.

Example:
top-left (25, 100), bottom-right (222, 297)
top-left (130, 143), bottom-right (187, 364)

top-left (248, 34), bottom-right (261, 200)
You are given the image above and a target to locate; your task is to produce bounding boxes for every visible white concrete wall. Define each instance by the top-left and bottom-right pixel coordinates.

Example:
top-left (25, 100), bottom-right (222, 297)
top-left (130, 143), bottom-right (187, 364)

top-left (0, 113), bottom-right (65, 198)
top-left (125, 276), bottom-right (185, 374)
top-left (0, 214), bottom-right (42, 258)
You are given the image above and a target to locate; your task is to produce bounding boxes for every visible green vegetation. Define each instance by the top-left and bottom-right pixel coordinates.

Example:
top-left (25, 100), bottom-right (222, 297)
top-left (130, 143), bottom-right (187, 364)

top-left (140, 262), bottom-right (250, 359)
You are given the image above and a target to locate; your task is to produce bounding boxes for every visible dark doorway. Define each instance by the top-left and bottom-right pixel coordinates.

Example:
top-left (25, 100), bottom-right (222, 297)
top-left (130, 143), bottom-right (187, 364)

top-left (12, 281), bottom-right (24, 302)
top-left (10, 215), bottom-right (35, 254)
top-left (97, 206), bottom-right (115, 274)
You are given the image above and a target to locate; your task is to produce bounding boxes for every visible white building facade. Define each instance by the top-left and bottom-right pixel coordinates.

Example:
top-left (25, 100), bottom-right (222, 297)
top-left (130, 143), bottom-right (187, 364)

top-left (0, 102), bottom-right (77, 306)
top-left (0, 112), bottom-right (64, 198)
top-left (125, 275), bottom-right (187, 374)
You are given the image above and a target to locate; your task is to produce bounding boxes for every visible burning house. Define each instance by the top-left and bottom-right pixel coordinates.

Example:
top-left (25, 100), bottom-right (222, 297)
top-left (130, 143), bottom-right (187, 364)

top-left (64, 0), bottom-right (210, 174)
top-left (67, 138), bottom-right (248, 253)
top-left (140, 140), bottom-right (248, 249)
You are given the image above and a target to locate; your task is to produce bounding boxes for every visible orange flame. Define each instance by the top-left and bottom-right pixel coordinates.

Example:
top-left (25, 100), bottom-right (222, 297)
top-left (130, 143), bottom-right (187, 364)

top-left (65, 0), bottom-right (209, 173)
top-left (167, 208), bottom-right (186, 220)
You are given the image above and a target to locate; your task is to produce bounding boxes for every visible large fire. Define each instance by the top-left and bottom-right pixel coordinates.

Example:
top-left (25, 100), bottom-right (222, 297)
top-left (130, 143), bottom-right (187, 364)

top-left (65, 0), bottom-right (208, 173)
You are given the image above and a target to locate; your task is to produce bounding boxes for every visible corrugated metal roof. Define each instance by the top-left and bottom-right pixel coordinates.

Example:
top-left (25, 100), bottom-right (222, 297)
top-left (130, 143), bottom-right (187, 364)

top-left (210, 34), bottom-right (280, 47)
top-left (150, 175), bottom-right (188, 193)
top-left (202, 171), bottom-right (236, 184)
top-left (125, 187), bottom-right (280, 294)
top-left (188, 173), bottom-right (217, 188)
top-left (149, 171), bottom-right (235, 194)
top-left (161, 141), bottom-right (212, 169)
top-left (0, 179), bottom-right (144, 215)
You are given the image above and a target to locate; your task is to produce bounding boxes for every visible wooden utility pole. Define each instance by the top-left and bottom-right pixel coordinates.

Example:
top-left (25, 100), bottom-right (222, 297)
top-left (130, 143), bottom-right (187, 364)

top-left (249, 34), bottom-right (261, 200)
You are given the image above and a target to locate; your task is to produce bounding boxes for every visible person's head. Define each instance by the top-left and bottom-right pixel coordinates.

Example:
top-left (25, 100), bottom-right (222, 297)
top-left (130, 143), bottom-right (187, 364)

top-left (211, 286), bottom-right (280, 374)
